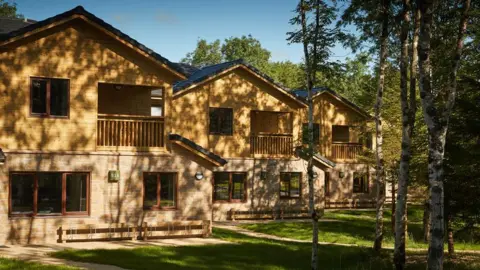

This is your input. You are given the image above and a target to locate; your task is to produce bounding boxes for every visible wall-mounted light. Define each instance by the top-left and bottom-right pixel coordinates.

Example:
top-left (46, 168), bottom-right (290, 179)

top-left (313, 171), bottom-right (318, 179)
top-left (114, 84), bottom-right (123, 91)
top-left (0, 148), bottom-right (6, 164)
top-left (108, 170), bottom-right (120, 182)
top-left (339, 171), bottom-right (345, 179)
top-left (195, 171), bottom-right (204, 181)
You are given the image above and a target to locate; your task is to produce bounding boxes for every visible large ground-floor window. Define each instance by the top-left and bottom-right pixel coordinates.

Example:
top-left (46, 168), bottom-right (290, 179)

top-left (143, 172), bottom-right (177, 210)
top-left (9, 172), bottom-right (89, 216)
top-left (213, 172), bottom-right (247, 202)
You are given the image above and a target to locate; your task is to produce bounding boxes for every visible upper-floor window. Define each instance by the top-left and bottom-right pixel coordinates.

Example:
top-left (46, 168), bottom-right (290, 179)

top-left (280, 172), bottom-right (301, 199)
top-left (332, 125), bottom-right (349, 143)
top-left (30, 77), bottom-right (69, 118)
top-left (302, 123), bottom-right (320, 144)
top-left (353, 172), bottom-right (369, 193)
top-left (324, 171), bottom-right (330, 196)
top-left (209, 107), bottom-right (233, 135)
top-left (151, 89), bottom-right (163, 117)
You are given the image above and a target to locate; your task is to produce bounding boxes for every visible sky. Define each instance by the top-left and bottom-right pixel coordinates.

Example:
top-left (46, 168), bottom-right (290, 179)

top-left (14, 0), bottom-right (355, 64)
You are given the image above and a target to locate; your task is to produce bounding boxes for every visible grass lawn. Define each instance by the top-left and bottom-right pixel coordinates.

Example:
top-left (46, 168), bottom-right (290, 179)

top-left (240, 207), bottom-right (480, 250)
top-left (51, 228), bottom-right (480, 270)
top-left (0, 257), bottom-right (75, 270)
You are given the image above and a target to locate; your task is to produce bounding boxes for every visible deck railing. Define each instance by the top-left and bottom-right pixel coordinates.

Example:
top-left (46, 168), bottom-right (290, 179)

top-left (331, 142), bottom-right (362, 160)
top-left (97, 114), bottom-right (164, 150)
top-left (250, 133), bottom-right (294, 156)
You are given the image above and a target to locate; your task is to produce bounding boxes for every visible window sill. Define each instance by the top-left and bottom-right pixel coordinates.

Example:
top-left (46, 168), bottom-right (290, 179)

top-left (213, 200), bottom-right (247, 204)
top-left (29, 114), bottom-right (70, 119)
top-left (280, 197), bottom-right (301, 200)
top-left (9, 214), bottom-right (90, 220)
top-left (143, 207), bottom-right (178, 211)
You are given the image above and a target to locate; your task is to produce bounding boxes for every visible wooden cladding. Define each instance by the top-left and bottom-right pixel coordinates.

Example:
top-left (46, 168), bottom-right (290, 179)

top-left (250, 134), bottom-right (293, 156)
top-left (97, 114), bottom-right (164, 150)
top-left (331, 142), bottom-right (362, 160)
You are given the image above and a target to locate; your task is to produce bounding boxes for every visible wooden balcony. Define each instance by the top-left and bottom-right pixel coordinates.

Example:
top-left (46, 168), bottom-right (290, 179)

top-left (331, 142), bottom-right (362, 161)
top-left (250, 133), bottom-right (294, 157)
top-left (97, 114), bottom-right (164, 151)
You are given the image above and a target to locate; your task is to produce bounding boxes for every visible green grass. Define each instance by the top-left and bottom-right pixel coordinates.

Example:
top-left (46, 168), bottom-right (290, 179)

top-left (240, 207), bottom-right (480, 250)
top-left (51, 228), bottom-right (480, 270)
top-left (0, 258), bottom-right (75, 270)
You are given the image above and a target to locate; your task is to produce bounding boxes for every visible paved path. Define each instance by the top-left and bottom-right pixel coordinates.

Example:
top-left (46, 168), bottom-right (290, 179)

top-left (0, 238), bottom-right (229, 270)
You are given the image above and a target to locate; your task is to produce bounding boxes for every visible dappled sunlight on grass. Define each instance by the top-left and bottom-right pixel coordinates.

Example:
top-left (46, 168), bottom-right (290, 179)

top-left (0, 258), bottom-right (75, 269)
top-left (240, 207), bottom-right (480, 250)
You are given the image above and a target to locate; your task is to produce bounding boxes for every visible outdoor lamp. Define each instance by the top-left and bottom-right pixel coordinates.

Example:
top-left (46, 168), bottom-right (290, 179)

top-left (195, 171), bottom-right (204, 180)
top-left (339, 171), bottom-right (345, 179)
top-left (0, 148), bottom-right (5, 164)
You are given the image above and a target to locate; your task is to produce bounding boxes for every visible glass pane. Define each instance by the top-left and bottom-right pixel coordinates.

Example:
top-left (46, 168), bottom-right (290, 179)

top-left (290, 173), bottom-right (301, 197)
top-left (232, 174), bottom-right (245, 200)
top-left (209, 108), bottom-right (233, 135)
top-left (280, 174), bottom-right (290, 197)
top-left (37, 173), bottom-right (62, 214)
top-left (31, 79), bottom-right (47, 114)
top-left (160, 174), bottom-right (176, 207)
top-left (332, 125), bottom-right (350, 142)
top-left (144, 174), bottom-right (158, 208)
top-left (66, 174), bottom-right (87, 212)
top-left (151, 89), bottom-right (163, 97)
top-left (151, 105), bottom-right (163, 116)
top-left (50, 79), bottom-right (69, 116)
top-left (11, 174), bottom-right (34, 214)
top-left (214, 172), bottom-right (230, 201)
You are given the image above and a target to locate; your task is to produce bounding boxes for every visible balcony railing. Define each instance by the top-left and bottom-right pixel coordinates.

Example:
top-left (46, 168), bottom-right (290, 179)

top-left (250, 133), bottom-right (294, 156)
top-left (331, 142), bottom-right (362, 160)
top-left (97, 114), bottom-right (164, 150)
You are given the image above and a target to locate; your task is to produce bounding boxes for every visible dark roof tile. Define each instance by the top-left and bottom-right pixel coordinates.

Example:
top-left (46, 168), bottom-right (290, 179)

top-left (169, 134), bottom-right (227, 166)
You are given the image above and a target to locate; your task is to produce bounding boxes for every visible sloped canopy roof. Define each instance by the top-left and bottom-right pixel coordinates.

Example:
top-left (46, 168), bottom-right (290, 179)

top-left (0, 6), bottom-right (187, 79)
top-left (173, 59), bottom-right (306, 107)
top-left (169, 134), bottom-right (227, 167)
top-left (292, 87), bottom-right (372, 119)
top-left (0, 17), bottom-right (36, 34)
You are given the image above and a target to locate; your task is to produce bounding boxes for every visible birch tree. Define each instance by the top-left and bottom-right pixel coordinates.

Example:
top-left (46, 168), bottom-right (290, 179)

top-left (394, 0), bottom-right (420, 268)
top-left (288, 0), bottom-right (340, 268)
top-left (416, 0), bottom-right (471, 268)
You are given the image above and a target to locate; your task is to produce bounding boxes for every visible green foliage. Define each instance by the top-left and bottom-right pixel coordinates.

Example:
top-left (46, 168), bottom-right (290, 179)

top-left (0, 0), bottom-right (22, 18)
top-left (265, 61), bottom-right (305, 89)
top-left (180, 39), bottom-right (222, 68)
top-left (221, 35), bottom-right (271, 71)
top-left (0, 258), bottom-right (75, 269)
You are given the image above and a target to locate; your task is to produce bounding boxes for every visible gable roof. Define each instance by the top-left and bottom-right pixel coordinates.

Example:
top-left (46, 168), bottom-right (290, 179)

top-left (169, 134), bottom-right (227, 167)
top-left (0, 6), bottom-right (187, 79)
top-left (173, 59), bottom-right (306, 107)
top-left (0, 17), bottom-right (36, 34)
top-left (292, 87), bottom-right (372, 119)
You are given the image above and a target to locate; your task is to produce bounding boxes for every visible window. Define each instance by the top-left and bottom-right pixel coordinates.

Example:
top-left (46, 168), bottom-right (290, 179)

top-left (302, 123), bottom-right (320, 144)
top-left (332, 125), bottom-right (350, 143)
top-left (209, 107), bottom-right (233, 135)
top-left (280, 172), bottom-right (301, 199)
top-left (365, 132), bottom-right (373, 149)
top-left (353, 172), bottom-right (369, 193)
top-left (325, 172), bottom-right (330, 196)
top-left (143, 173), bottom-right (177, 210)
top-left (151, 89), bottom-right (163, 117)
top-left (9, 172), bottom-right (89, 216)
top-left (30, 77), bottom-right (69, 117)
top-left (151, 105), bottom-right (163, 116)
top-left (213, 172), bottom-right (246, 202)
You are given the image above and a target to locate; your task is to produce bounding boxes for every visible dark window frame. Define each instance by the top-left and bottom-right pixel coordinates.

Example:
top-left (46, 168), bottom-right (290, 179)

top-left (213, 172), bottom-right (247, 203)
top-left (30, 77), bottom-right (70, 118)
top-left (209, 107), bottom-right (233, 136)
top-left (143, 172), bottom-right (178, 210)
top-left (324, 172), bottom-right (330, 196)
top-left (279, 172), bottom-right (302, 199)
top-left (302, 123), bottom-right (320, 144)
top-left (9, 171), bottom-right (90, 217)
top-left (353, 172), bottom-right (369, 193)
top-left (332, 125), bottom-right (350, 143)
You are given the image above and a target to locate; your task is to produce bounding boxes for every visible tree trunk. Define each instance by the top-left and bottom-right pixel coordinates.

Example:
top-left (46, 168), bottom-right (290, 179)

top-left (391, 176), bottom-right (396, 234)
top-left (394, 1), bottom-right (418, 268)
top-left (299, 0), bottom-right (320, 268)
top-left (423, 199), bottom-right (431, 242)
top-left (374, 0), bottom-right (389, 253)
top-left (417, 0), bottom-right (471, 268)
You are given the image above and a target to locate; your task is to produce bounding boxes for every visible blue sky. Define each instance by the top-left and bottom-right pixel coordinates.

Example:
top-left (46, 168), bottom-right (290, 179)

top-left (14, 0), bottom-right (355, 64)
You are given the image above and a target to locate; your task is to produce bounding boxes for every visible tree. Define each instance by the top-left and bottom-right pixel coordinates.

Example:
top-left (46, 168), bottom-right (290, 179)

top-left (222, 35), bottom-right (271, 71)
top-left (266, 61), bottom-right (305, 89)
top-left (340, 0), bottom-right (394, 251)
top-left (416, 0), bottom-right (471, 268)
top-left (0, 0), bottom-right (22, 18)
top-left (180, 39), bottom-right (222, 67)
top-left (394, 0), bottom-right (420, 268)
top-left (288, 0), bottom-right (339, 268)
